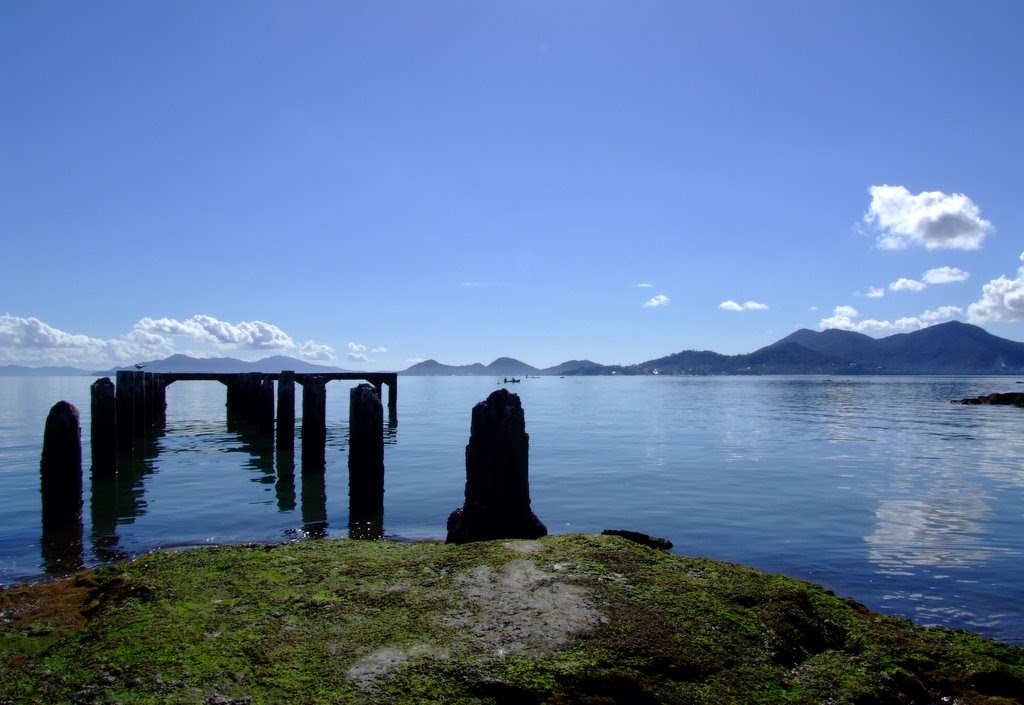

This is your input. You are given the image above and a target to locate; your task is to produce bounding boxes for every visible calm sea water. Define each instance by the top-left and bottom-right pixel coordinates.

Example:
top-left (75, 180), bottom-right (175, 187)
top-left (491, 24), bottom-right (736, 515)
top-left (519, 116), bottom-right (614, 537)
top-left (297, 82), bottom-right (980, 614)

top-left (1, 375), bottom-right (1022, 646)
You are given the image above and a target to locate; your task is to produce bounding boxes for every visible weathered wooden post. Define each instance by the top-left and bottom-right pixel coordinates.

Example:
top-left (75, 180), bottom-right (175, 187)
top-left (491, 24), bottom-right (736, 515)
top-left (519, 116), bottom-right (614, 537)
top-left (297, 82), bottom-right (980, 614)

top-left (132, 370), bottom-right (146, 435)
top-left (90, 377), bottom-right (117, 476)
top-left (115, 370), bottom-right (134, 449)
top-left (446, 389), bottom-right (547, 544)
top-left (385, 374), bottom-right (398, 426)
top-left (348, 384), bottom-right (384, 539)
top-left (276, 370), bottom-right (296, 450)
top-left (40, 401), bottom-right (84, 529)
top-left (258, 376), bottom-right (275, 434)
top-left (301, 377), bottom-right (327, 471)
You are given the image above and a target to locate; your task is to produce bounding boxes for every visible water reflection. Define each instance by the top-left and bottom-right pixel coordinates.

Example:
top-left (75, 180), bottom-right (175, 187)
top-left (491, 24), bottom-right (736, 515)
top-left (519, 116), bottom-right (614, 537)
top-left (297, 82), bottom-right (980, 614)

top-left (866, 497), bottom-right (993, 569)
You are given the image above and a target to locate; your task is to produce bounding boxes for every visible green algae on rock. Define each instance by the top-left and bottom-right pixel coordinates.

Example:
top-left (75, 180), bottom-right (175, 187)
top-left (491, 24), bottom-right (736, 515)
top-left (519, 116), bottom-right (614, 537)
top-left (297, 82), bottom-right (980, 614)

top-left (1, 534), bottom-right (1022, 704)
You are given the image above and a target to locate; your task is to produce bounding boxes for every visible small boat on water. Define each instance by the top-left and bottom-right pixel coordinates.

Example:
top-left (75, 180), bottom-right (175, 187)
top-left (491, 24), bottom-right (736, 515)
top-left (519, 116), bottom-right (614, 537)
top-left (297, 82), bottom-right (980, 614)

top-left (502, 377), bottom-right (521, 384)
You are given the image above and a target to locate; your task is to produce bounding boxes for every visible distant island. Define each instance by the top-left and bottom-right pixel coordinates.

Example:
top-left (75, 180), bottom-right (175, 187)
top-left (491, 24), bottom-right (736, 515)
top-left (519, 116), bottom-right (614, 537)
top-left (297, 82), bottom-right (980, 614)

top-left (404, 321), bottom-right (1024, 376)
top-left (4, 321), bottom-right (1024, 377)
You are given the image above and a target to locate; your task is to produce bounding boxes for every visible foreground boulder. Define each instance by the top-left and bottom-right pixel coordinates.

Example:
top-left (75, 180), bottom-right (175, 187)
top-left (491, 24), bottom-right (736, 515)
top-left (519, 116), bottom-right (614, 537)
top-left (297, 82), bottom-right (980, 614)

top-left (1, 534), bottom-right (1021, 705)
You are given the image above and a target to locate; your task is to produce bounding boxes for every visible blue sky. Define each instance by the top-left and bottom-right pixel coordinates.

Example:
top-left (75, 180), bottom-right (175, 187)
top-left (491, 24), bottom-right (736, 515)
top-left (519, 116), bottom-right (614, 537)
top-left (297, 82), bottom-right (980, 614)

top-left (2, 1), bottom-right (1023, 370)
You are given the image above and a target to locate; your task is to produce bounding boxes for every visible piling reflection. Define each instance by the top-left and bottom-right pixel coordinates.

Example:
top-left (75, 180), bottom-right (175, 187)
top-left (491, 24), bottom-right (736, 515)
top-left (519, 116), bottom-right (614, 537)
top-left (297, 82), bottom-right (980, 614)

top-left (300, 470), bottom-right (328, 536)
top-left (275, 448), bottom-right (297, 512)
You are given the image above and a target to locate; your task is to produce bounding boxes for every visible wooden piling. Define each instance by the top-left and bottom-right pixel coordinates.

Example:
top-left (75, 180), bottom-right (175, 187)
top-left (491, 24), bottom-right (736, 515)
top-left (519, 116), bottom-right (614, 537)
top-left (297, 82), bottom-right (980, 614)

top-left (348, 384), bottom-right (384, 539)
top-left (446, 389), bottom-right (547, 544)
top-left (132, 370), bottom-right (146, 434)
top-left (258, 376), bottom-right (275, 434)
top-left (90, 378), bottom-right (117, 477)
top-left (276, 371), bottom-right (295, 450)
top-left (301, 377), bottom-right (327, 472)
top-left (40, 401), bottom-right (83, 529)
top-left (115, 370), bottom-right (134, 449)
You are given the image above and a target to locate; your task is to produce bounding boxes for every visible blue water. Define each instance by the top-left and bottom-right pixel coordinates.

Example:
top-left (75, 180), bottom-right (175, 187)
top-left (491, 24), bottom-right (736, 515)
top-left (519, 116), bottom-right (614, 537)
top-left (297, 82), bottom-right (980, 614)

top-left (1, 375), bottom-right (1022, 646)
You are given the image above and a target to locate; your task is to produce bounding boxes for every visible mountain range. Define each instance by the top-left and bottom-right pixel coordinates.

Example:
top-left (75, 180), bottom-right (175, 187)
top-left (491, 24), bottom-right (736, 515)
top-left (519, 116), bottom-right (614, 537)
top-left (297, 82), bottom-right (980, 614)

top-left (403, 322), bottom-right (1024, 376)
top-left (3, 322), bottom-right (1023, 377)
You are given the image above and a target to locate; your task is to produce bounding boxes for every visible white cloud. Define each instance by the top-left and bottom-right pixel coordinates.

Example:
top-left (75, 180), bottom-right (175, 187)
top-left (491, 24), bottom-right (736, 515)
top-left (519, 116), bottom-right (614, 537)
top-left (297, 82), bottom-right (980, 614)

top-left (347, 341), bottom-right (370, 362)
top-left (864, 287), bottom-right (885, 298)
top-left (0, 315), bottom-right (106, 350)
top-left (1, 313), bottom-right (337, 367)
top-left (889, 278), bottom-right (927, 292)
top-left (921, 305), bottom-right (963, 321)
top-left (371, 347), bottom-right (388, 354)
top-left (865, 184), bottom-right (992, 250)
top-left (923, 266), bottom-right (970, 284)
top-left (0, 315), bottom-right (170, 366)
top-left (967, 252), bottom-right (1024, 323)
top-left (643, 295), bottom-right (670, 308)
top-left (137, 314), bottom-right (295, 349)
top-left (635, 283), bottom-right (653, 288)
top-left (298, 341), bottom-right (337, 361)
top-left (820, 304), bottom-right (962, 333)
top-left (719, 300), bottom-right (768, 312)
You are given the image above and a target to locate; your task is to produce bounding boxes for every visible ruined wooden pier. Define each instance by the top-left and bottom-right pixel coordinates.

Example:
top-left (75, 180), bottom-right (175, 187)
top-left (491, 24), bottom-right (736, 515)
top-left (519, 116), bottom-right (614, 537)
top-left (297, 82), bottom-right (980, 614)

top-left (99, 370), bottom-right (396, 468)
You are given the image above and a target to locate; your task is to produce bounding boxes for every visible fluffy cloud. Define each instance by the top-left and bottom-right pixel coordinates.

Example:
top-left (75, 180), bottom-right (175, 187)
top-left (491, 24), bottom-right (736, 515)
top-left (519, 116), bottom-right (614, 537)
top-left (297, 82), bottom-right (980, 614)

top-left (889, 278), bottom-right (926, 292)
top-left (864, 287), bottom-right (885, 298)
top-left (643, 295), bottom-right (670, 308)
top-left (820, 304), bottom-right (961, 332)
top-left (0, 315), bottom-right (171, 366)
top-left (967, 252), bottom-right (1024, 323)
top-left (865, 185), bottom-right (992, 250)
top-left (0, 315), bottom-right (107, 350)
top-left (923, 266), bottom-right (970, 284)
top-left (137, 314), bottom-right (295, 349)
top-left (720, 300), bottom-right (768, 311)
top-left (1, 313), bottom-right (338, 366)
top-left (132, 314), bottom-right (336, 360)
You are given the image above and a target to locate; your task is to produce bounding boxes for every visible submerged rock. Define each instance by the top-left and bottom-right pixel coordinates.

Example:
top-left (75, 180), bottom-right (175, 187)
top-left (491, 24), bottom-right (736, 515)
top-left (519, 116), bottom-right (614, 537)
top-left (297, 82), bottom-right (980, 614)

top-left (951, 392), bottom-right (1024, 406)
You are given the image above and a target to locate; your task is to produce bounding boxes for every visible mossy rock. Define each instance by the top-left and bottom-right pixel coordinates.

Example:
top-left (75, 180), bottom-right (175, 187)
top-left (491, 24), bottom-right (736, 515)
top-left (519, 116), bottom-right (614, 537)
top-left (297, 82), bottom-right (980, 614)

top-left (1, 534), bottom-right (1021, 704)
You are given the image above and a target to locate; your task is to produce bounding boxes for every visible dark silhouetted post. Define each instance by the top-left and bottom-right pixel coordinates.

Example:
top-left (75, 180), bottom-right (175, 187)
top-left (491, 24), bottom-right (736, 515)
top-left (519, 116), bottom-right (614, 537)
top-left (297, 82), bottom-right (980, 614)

top-left (115, 370), bottom-right (134, 450)
top-left (446, 389), bottom-right (547, 543)
top-left (258, 376), bottom-right (275, 434)
top-left (276, 370), bottom-right (295, 450)
top-left (41, 401), bottom-right (83, 526)
top-left (348, 384), bottom-right (384, 539)
top-left (90, 377), bottom-right (117, 476)
top-left (301, 377), bottom-right (327, 472)
top-left (40, 401), bottom-right (85, 574)
top-left (132, 370), bottom-right (146, 435)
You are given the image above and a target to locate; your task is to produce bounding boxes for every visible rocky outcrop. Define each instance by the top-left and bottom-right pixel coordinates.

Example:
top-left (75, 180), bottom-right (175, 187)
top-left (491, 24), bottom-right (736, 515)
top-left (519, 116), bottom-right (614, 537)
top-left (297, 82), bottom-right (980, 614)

top-left (951, 392), bottom-right (1024, 406)
top-left (446, 389), bottom-right (547, 543)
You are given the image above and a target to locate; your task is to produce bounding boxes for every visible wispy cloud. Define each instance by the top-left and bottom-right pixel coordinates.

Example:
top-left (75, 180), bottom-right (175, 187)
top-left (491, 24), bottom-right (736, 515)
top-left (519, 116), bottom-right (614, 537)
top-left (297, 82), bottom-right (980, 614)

top-left (719, 300), bottom-right (768, 311)
top-left (861, 287), bottom-right (885, 298)
top-left (643, 294), bottom-right (670, 308)
top-left (635, 282), bottom-right (653, 288)
top-left (967, 252), bottom-right (1024, 323)
top-left (347, 342), bottom-right (369, 362)
top-left (865, 185), bottom-right (992, 251)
